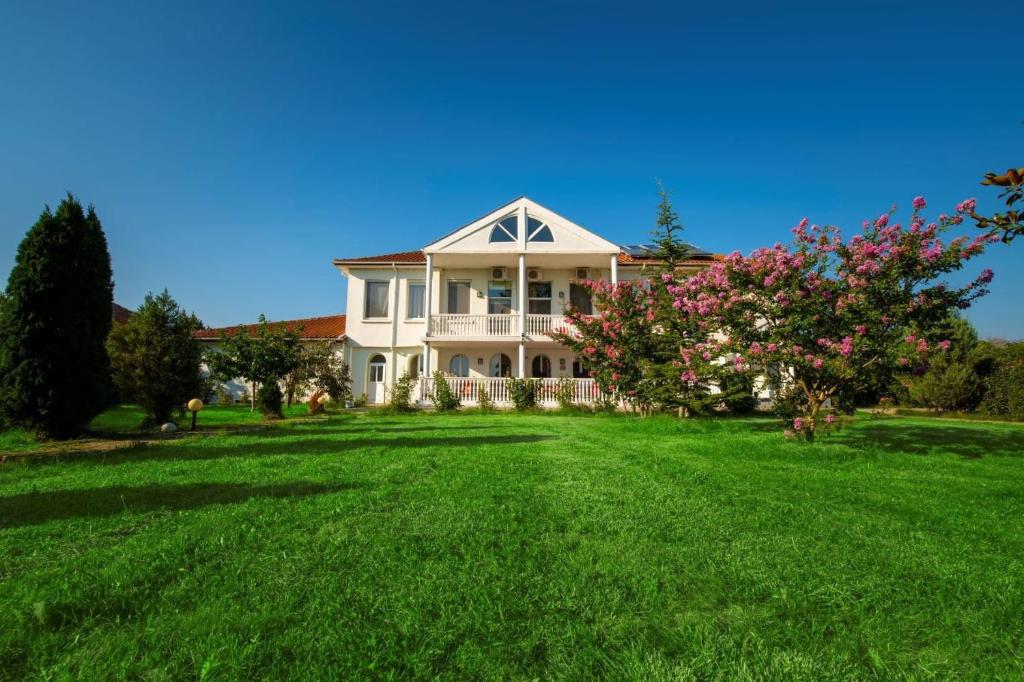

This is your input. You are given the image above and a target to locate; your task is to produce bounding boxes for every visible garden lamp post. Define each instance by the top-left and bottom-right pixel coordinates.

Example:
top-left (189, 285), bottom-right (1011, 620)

top-left (187, 398), bottom-right (204, 431)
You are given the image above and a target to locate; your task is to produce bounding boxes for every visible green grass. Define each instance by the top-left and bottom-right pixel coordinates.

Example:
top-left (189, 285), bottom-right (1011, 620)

top-left (1, 409), bottom-right (1023, 679)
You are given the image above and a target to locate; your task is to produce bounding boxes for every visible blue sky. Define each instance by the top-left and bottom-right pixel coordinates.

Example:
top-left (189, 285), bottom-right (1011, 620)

top-left (2, 1), bottom-right (1022, 337)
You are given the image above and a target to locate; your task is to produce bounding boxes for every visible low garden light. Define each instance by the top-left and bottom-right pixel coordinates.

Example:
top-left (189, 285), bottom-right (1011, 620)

top-left (187, 398), bottom-right (204, 431)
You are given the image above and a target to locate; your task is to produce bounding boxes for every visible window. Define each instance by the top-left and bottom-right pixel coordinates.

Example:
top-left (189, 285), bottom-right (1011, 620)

top-left (573, 358), bottom-right (591, 378)
top-left (450, 354), bottom-right (470, 377)
top-left (488, 280), bottom-right (513, 314)
top-left (489, 353), bottom-right (512, 377)
top-left (569, 282), bottom-right (593, 315)
top-left (527, 217), bottom-right (554, 243)
top-left (407, 282), bottom-right (425, 319)
top-left (447, 280), bottom-right (471, 314)
top-left (489, 216), bottom-right (518, 243)
top-left (528, 281), bottom-right (552, 314)
top-left (368, 354), bottom-right (386, 382)
top-left (531, 354), bottom-right (551, 378)
top-left (365, 281), bottom-right (390, 318)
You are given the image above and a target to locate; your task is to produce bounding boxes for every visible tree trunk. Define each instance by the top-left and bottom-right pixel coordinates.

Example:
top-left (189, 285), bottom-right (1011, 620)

top-left (251, 381), bottom-right (257, 412)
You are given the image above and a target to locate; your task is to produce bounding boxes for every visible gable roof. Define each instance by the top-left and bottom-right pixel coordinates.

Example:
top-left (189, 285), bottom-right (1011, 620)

top-left (423, 196), bottom-right (621, 254)
top-left (333, 246), bottom-right (720, 267)
top-left (193, 314), bottom-right (347, 341)
top-left (112, 303), bottom-right (133, 324)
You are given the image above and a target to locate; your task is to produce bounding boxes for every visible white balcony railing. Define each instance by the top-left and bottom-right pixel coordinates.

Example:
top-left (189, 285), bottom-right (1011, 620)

top-left (417, 377), bottom-right (602, 405)
top-left (427, 314), bottom-right (577, 338)
top-left (429, 314), bottom-right (518, 337)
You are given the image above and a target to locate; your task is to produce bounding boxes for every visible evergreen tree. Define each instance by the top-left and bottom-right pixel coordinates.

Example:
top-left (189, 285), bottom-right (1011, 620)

top-left (107, 291), bottom-right (204, 424)
top-left (651, 181), bottom-right (690, 269)
top-left (0, 194), bottom-right (114, 438)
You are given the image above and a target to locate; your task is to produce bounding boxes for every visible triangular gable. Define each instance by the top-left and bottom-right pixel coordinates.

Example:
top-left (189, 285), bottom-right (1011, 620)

top-left (424, 197), bottom-right (620, 254)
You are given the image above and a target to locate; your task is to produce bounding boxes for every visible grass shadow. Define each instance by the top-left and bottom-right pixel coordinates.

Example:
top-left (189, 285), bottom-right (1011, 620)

top-left (0, 481), bottom-right (355, 529)
top-left (835, 422), bottom-right (1024, 459)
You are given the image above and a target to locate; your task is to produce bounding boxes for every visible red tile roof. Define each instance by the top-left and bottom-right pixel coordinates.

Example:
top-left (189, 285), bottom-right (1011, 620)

top-left (194, 314), bottom-right (346, 340)
top-left (616, 252), bottom-right (722, 266)
top-left (333, 250), bottom-right (426, 265)
top-left (112, 303), bottom-right (133, 324)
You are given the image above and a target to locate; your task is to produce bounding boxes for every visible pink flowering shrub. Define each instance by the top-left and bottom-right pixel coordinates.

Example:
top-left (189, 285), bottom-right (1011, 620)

top-left (668, 198), bottom-right (995, 439)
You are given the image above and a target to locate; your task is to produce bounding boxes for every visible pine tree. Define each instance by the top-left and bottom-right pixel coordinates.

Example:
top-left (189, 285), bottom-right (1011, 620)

top-left (651, 180), bottom-right (690, 269)
top-left (0, 195), bottom-right (114, 438)
top-left (108, 291), bottom-right (204, 424)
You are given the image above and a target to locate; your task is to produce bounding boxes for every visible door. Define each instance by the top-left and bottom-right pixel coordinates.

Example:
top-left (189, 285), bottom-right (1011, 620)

top-left (447, 281), bottom-right (471, 314)
top-left (367, 354), bottom-right (386, 403)
top-left (569, 283), bottom-right (593, 315)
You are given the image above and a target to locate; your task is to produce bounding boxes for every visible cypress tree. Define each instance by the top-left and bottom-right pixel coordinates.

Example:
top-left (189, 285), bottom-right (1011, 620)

top-left (0, 194), bottom-right (114, 438)
top-left (651, 180), bottom-right (690, 270)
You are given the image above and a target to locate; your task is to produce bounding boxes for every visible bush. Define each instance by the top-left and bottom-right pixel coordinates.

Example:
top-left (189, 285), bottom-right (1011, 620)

top-left (214, 383), bottom-right (234, 405)
top-left (257, 382), bottom-right (284, 418)
top-left (554, 376), bottom-right (576, 410)
top-left (477, 382), bottom-right (495, 412)
top-left (507, 377), bottom-right (539, 411)
top-left (385, 371), bottom-right (416, 413)
top-left (978, 342), bottom-right (1024, 419)
top-left (431, 372), bottom-right (461, 412)
top-left (353, 394), bottom-right (367, 408)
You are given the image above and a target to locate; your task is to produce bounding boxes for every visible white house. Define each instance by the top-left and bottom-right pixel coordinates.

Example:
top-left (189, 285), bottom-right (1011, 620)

top-left (332, 197), bottom-right (718, 406)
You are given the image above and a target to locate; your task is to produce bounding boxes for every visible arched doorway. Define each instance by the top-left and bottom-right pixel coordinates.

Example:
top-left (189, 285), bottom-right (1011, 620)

top-left (489, 353), bottom-right (512, 378)
top-left (450, 354), bottom-right (470, 377)
top-left (531, 354), bottom-right (551, 378)
top-left (367, 354), bottom-right (386, 403)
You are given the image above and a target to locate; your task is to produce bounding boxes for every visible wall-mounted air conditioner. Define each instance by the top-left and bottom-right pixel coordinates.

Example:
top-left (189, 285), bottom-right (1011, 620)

top-left (491, 267), bottom-right (508, 280)
top-left (527, 268), bottom-right (543, 281)
top-left (575, 267), bottom-right (591, 280)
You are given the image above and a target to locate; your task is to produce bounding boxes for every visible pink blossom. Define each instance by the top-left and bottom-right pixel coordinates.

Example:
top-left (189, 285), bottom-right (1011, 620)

top-left (978, 268), bottom-right (994, 284)
top-left (813, 357), bottom-right (824, 369)
top-left (938, 339), bottom-right (951, 351)
top-left (955, 198), bottom-right (977, 214)
top-left (912, 196), bottom-right (927, 210)
top-left (855, 325), bottom-right (867, 335)
top-left (898, 357), bottom-right (909, 366)
top-left (793, 417), bottom-right (804, 431)
top-left (825, 413), bottom-right (836, 424)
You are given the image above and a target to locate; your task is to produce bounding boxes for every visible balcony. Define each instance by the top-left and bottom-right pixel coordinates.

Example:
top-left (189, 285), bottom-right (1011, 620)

top-left (427, 314), bottom-right (576, 339)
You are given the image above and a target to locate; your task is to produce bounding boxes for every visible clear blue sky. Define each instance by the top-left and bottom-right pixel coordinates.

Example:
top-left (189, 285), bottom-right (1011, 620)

top-left (2, 1), bottom-right (1022, 337)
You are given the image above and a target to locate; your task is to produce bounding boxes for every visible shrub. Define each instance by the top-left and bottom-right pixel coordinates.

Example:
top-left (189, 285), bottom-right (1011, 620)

top-left (307, 389), bottom-right (326, 415)
top-left (507, 377), bottom-right (539, 411)
top-left (257, 382), bottom-right (284, 418)
top-left (385, 371), bottom-right (416, 413)
top-left (554, 376), bottom-right (576, 410)
top-left (978, 342), bottom-right (1024, 419)
top-left (214, 383), bottom-right (234, 405)
top-left (477, 382), bottom-right (495, 412)
top-left (431, 371), bottom-right (461, 412)
top-left (353, 394), bottom-right (367, 408)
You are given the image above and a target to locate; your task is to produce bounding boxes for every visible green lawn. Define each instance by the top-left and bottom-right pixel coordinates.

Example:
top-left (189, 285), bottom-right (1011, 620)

top-left (1, 409), bottom-right (1022, 679)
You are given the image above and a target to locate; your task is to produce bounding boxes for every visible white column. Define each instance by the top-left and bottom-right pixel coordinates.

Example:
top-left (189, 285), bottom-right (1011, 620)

top-left (610, 254), bottom-right (618, 285)
top-left (518, 341), bottom-right (526, 379)
top-left (390, 264), bottom-right (400, 387)
top-left (518, 253), bottom-right (526, 337)
top-left (424, 253), bottom-right (433, 338)
top-left (423, 342), bottom-right (430, 375)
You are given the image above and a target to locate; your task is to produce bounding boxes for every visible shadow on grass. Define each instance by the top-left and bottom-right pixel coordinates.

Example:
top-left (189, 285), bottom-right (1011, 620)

top-left (0, 481), bottom-right (354, 529)
top-left (56, 434), bottom-right (559, 466)
top-left (835, 422), bottom-right (1024, 459)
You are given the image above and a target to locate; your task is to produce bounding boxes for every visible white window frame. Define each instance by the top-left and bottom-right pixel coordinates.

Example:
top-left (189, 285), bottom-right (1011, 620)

top-left (406, 281), bottom-right (425, 320)
top-left (364, 281), bottom-right (390, 320)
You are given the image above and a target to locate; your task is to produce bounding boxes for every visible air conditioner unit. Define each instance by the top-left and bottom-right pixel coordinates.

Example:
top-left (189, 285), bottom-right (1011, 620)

top-left (527, 268), bottom-right (543, 281)
top-left (491, 267), bottom-right (508, 280)
top-left (575, 267), bottom-right (591, 280)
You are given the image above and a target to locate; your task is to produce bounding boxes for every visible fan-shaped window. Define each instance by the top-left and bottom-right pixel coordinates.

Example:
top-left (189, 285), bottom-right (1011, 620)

top-left (527, 217), bottom-right (555, 243)
top-left (449, 354), bottom-right (469, 377)
top-left (488, 217), bottom-right (518, 243)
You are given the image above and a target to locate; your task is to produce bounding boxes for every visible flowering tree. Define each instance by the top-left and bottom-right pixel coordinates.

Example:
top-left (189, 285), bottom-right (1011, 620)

top-left (668, 197), bottom-right (995, 439)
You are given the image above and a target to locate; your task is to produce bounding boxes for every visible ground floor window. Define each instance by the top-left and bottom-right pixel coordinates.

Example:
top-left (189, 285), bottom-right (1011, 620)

top-left (531, 354), bottom-right (551, 378)
top-left (450, 354), bottom-right (470, 377)
top-left (489, 353), bottom-right (512, 377)
top-left (573, 358), bottom-right (591, 378)
top-left (408, 353), bottom-right (423, 378)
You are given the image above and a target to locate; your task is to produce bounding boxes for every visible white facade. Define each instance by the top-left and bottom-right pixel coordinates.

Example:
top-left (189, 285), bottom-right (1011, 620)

top-left (333, 197), bottom-right (672, 405)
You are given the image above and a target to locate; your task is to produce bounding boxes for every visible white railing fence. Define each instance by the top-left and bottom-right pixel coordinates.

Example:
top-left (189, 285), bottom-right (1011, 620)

top-left (429, 314), bottom-right (518, 336)
top-left (524, 315), bottom-right (576, 337)
top-left (417, 377), bottom-right (600, 405)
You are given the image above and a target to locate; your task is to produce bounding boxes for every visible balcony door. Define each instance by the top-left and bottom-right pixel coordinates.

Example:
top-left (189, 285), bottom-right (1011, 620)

top-left (447, 281), bottom-right (471, 314)
top-left (569, 283), bottom-right (593, 315)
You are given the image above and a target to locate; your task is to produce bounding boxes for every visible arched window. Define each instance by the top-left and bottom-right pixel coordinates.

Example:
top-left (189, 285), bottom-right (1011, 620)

top-left (408, 353), bottom-right (423, 378)
top-left (527, 216), bottom-right (554, 243)
top-left (449, 354), bottom-right (470, 377)
top-left (489, 353), bottom-right (512, 378)
top-left (488, 216), bottom-right (518, 243)
top-left (368, 355), bottom-right (386, 383)
top-left (531, 354), bottom-right (551, 378)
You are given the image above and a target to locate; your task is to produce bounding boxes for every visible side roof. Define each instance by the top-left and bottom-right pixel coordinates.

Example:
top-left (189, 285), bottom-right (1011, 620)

top-left (193, 314), bottom-right (347, 341)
